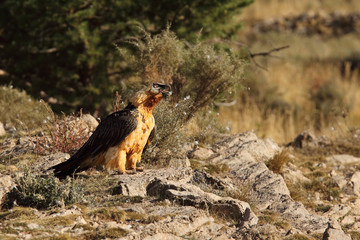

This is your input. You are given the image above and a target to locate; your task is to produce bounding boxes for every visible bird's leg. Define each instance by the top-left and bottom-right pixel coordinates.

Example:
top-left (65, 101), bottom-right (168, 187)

top-left (126, 153), bottom-right (143, 173)
top-left (116, 150), bottom-right (127, 174)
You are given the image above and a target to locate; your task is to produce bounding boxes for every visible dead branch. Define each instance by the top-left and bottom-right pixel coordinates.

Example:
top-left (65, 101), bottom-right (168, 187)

top-left (230, 41), bottom-right (290, 71)
top-left (250, 45), bottom-right (290, 58)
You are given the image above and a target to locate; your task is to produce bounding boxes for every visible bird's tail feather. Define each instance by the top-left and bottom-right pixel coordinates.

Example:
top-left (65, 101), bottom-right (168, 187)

top-left (48, 157), bottom-right (89, 178)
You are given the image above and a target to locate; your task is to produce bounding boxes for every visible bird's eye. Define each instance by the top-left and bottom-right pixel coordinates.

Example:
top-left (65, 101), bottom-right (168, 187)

top-left (153, 83), bottom-right (159, 88)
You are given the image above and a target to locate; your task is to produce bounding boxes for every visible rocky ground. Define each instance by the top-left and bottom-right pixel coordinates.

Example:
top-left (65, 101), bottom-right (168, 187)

top-left (1, 123), bottom-right (360, 239)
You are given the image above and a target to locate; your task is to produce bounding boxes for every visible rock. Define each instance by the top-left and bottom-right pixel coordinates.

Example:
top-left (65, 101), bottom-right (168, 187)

top-left (50, 205), bottom-right (82, 217)
top-left (192, 170), bottom-right (236, 192)
top-left (326, 154), bottom-right (360, 165)
top-left (166, 157), bottom-right (191, 169)
top-left (212, 132), bottom-right (280, 162)
top-left (188, 147), bottom-right (215, 160)
top-left (209, 132), bottom-right (328, 233)
top-left (353, 221), bottom-right (360, 231)
top-left (36, 152), bottom-right (71, 171)
top-left (0, 175), bottom-right (13, 205)
top-left (27, 223), bottom-right (40, 230)
top-left (75, 216), bottom-right (87, 225)
top-left (288, 130), bottom-right (330, 148)
top-left (322, 220), bottom-right (351, 240)
top-left (331, 175), bottom-right (347, 189)
top-left (324, 204), bottom-right (351, 221)
top-left (126, 206), bottom-right (220, 240)
top-left (82, 114), bottom-right (99, 131)
top-left (283, 168), bottom-right (311, 184)
top-left (143, 233), bottom-right (183, 240)
top-left (341, 215), bottom-right (355, 226)
top-left (100, 221), bottom-right (127, 229)
top-left (146, 177), bottom-right (258, 228)
top-left (111, 168), bottom-right (193, 197)
top-left (0, 121), bottom-right (6, 136)
top-left (350, 171), bottom-right (360, 195)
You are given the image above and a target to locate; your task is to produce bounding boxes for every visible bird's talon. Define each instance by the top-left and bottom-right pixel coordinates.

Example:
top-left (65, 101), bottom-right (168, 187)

top-left (126, 169), bottom-right (137, 174)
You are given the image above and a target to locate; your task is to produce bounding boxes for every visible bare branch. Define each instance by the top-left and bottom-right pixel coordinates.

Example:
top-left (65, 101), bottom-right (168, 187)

top-left (229, 41), bottom-right (289, 71)
top-left (250, 45), bottom-right (290, 58)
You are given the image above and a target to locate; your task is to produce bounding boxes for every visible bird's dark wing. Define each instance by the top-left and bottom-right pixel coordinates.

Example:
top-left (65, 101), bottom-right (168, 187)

top-left (49, 107), bottom-right (138, 177)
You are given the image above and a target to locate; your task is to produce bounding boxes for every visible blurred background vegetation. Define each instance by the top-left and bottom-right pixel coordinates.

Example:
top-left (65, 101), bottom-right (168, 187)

top-left (0, 0), bottom-right (253, 114)
top-left (1, 0), bottom-right (360, 146)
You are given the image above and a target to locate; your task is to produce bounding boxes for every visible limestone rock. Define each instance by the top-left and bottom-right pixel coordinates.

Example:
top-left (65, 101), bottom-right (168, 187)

top-left (143, 233), bottom-right (183, 240)
top-left (288, 130), bottom-right (330, 148)
top-left (350, 171), bottom-right (360, 195)
top-left (126, 206), bottom-right (220, 240)
top-left (36, 152), bottom-right (71, 171)
top-left (324, 204), bottom-right (352, 221)
top-left (188, 147), bottom-right (215, 160)
top-left (322, 220), bottom-right (351, 240)
top-left (326, 154), bottom-right (360, 165)
top-left (0, 175), bottom-right (13, 205)
top-left (82, 114), bottom-right (99, 131)
top-left (111, 168), bottom-right (193, 197)
top-left (146, 177), bottom-right (258, 227)
top-left (209, 132), bottom-right (328, 233)
top-left (341, 215), bottom-right (355, 226)
top-left (0, 121), bottom-right (6, 136)
top-left (283, 168), bottom-right (311, 184)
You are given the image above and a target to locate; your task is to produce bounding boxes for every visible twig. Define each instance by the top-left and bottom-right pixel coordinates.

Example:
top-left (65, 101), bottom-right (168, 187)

top-left (230, 41), bottom-right (290, 71)
top-left (250, 45), bottom-right (290, 58)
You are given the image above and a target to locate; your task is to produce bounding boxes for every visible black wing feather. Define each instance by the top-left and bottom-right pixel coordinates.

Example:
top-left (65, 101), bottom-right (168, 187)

top-left (49, 107), bottom-right (138, 178)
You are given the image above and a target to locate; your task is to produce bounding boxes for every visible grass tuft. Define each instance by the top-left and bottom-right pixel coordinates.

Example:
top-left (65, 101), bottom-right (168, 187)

top-left (266, 150), bottom-right (289, 174)
top-left (3, 170), bottom-right (83, 210)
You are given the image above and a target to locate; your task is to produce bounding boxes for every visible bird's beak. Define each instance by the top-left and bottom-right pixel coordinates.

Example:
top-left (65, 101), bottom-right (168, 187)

top-left (162, 90), bottom-right (172, 100)
top-left (159, 84), bottom-right (172, 100)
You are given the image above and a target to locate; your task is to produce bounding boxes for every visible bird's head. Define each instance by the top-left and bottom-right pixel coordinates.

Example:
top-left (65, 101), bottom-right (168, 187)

top-left (147, 82), bottom-right (172, 100)
top-left (131, 82), bottom-right (172, 110)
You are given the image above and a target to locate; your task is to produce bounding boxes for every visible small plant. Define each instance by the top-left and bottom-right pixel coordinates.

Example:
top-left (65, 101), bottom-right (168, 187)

top-left (315, 204), bottom-right (331, 213)
top-left (3, 170), bottom-right (83, 210)
top-left (88, 208), bottom-right (126, 222)
top-left (34, 102), bottom-right (91, 155)
top-left (83, 227), bottom-right (128, 239)
top-left (303, 177), bottom-right (341, 201)
top-left (266, 150), bottom-right (289, 174)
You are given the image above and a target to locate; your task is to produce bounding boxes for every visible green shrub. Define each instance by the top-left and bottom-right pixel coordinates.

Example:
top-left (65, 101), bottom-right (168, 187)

top-left (0, 0), bottom-right (253, 113)
top-left (3, 170), bottom-right (83, 210)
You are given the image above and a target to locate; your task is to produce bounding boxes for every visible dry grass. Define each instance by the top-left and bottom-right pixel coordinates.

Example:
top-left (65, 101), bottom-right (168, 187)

top-left (219, 59), bottom-right (360, 144)
top-left (0, 85), bottom-right (50, 131)
top-left (220, 0), bottom-right (360, 144)
top-left (266, 150), bottom-right (290, 174)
